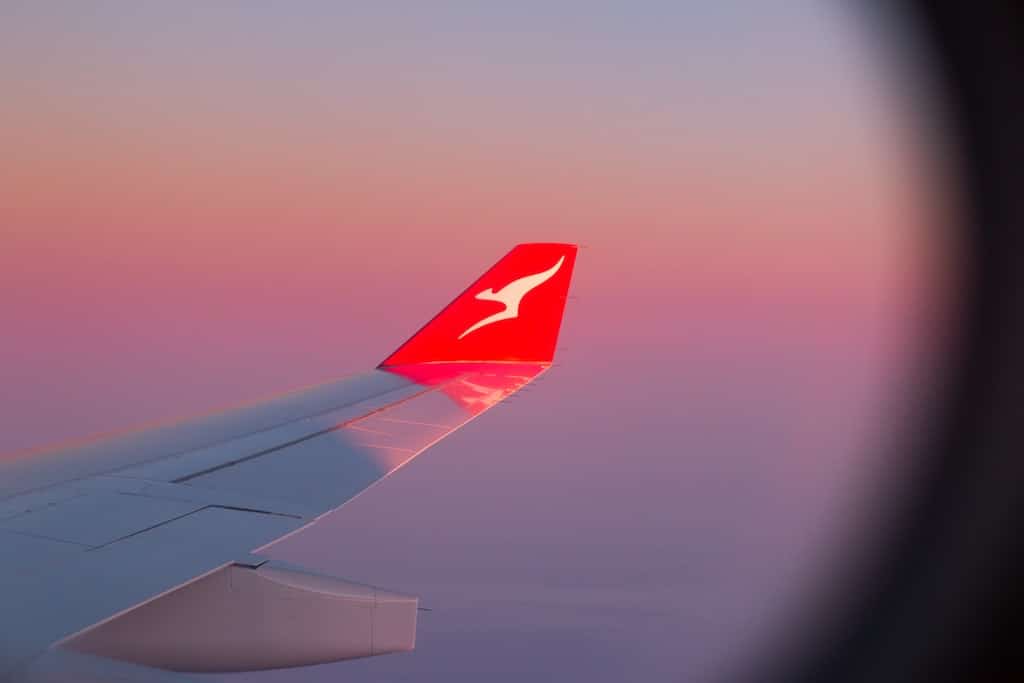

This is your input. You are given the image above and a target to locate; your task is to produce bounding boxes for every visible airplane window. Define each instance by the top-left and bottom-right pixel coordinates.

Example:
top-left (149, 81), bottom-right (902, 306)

top-left (0, 3), bottom-right (951, 681)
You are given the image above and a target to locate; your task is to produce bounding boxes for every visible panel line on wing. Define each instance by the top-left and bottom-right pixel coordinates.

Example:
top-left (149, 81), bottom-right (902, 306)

top-left (0, 527), bottom-right (95, 549)
top-left (372, 417), bottom-right (454, 429)
top-left (85, 506), bottom-right (210, 551)
top-left (171, 384), bottom-right (441, 484)
top-left (356, 444), bottom-right (417, 454)
top-left (345, 425), bottom-right (392, 435)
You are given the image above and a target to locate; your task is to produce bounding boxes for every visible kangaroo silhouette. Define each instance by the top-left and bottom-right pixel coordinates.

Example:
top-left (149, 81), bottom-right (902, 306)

top-left (458, 256), bottom-right (565, 340)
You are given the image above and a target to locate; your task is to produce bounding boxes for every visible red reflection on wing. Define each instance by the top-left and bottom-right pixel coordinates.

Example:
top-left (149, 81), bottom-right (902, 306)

top-left (382, 362), bottom-right (546, 416)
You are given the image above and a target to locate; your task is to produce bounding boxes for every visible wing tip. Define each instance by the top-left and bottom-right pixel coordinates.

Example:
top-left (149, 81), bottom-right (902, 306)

top-left (379, 243), bottom-right (578, 367)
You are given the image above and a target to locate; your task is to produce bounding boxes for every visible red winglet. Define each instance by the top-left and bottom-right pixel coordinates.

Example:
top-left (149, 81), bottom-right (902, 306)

top-left (379, 243), bottom-right (577, 366)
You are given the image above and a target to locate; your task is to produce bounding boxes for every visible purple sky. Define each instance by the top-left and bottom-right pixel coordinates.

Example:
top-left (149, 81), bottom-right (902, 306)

top-left (0, 2), bottom-right (950, 681)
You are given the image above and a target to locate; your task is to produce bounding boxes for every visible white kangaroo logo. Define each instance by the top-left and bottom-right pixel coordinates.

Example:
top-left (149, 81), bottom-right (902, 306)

top-left (458, 256), bottom-right (565, 340)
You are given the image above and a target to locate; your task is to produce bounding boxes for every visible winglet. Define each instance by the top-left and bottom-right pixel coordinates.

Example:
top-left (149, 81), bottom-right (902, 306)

top-left (379, 243), bottom-right (577, 366)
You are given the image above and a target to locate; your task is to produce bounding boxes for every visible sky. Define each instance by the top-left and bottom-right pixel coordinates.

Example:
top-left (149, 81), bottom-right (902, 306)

top-left (0, 2), bottom-right (951, 681)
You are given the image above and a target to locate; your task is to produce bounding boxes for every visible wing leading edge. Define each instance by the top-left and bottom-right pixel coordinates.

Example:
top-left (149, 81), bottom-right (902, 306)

top-left (0, 243), bottom-right (577, 681)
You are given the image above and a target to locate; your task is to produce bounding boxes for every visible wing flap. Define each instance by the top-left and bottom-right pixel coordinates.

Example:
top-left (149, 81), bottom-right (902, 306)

top-left (0, 508), bottom-right (303, 680)
top-left (22, 649), bottom-right (207, 682)
top-left (62, 561), bottom-right (417, 673)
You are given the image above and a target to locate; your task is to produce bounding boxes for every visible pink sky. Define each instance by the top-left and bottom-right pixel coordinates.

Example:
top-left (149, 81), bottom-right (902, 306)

top-left (0, 3), bottom-right (951, 681)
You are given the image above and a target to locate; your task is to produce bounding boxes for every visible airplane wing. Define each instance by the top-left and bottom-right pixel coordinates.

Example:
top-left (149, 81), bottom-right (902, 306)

top-left (0, 243), bottom-right (577, 682)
